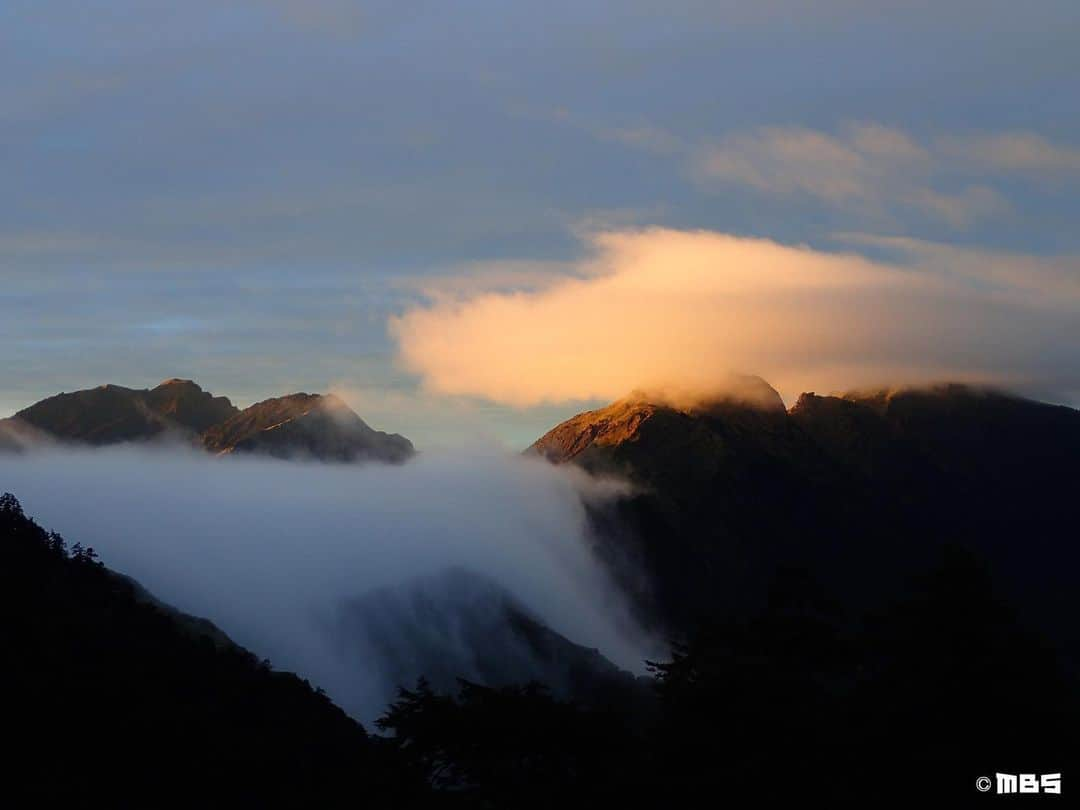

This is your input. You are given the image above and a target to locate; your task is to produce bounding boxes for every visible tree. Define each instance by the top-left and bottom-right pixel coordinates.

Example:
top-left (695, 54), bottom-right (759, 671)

top-left (0, 492), bottom-right (24, 516)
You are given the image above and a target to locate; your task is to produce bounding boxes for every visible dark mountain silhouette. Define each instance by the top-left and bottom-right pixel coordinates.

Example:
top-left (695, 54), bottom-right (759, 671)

top-left (377, 677), bottom-right (649, 806)
top-left (530, 377), bottom-right (864, 630)
top-left (377, 551), bottom-right (1078, 806)
top-left (201, 392), bottom-right (414, 463)
top-left (530, 381), bottom-right (1080, 647)
top-left (4, 378), bottom-right (237, 445)
top-left (370, 380), bottom-right (1080, 805)
top-left (0, 492), bottom-right (422, 806)
top-left (1, 381), bottom-right (414, 464)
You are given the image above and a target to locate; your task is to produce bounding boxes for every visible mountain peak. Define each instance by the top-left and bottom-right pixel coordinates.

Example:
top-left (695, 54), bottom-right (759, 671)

top-left (144, 379), bottom-right (237, 432)
top-left (200, 392), bottom-right (413, 463)
top-left (530, 376), bottom-right (786, 466)
top-left (155, 377), bottom-right (199, 390)
top-left (621, 375), bottom-right (785, 416)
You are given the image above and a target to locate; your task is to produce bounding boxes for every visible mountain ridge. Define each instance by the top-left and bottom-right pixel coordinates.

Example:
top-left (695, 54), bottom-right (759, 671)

top-left (6, 378), bottom-right (238, 445)
top-left (530, 381), bottom-right (1080, 640)
top-left (1, 380), bottom-right (414, 464)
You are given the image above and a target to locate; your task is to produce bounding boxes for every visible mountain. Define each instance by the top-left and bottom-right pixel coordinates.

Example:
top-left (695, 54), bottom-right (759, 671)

top-left (4, 378), bottom-right (237, 444)
top-left (530, 377), bottom-right (858, 629)
top-left (1, 380), bottom-right (414, 464)
top-left (530, 381), bottom-right (1080, 646)
top-left (791, 383), bottom-right (1080, 489)
top-left (6, 377), bottom-right (1077, 805)
top-left (0, 492), bottom-right (420, 805)
top-left (201, 392), bottom-right (414, 463)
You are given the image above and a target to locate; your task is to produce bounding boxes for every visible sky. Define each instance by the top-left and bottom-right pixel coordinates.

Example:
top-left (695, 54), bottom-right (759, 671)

top-left (3, 1), bottom-right (1078, 448)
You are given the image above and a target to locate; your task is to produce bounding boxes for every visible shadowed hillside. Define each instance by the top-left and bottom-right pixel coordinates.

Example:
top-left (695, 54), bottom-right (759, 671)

top-left (0, 493), bottom-right (421, 806)
top-left (531, 381), bottom-right (1080, 648)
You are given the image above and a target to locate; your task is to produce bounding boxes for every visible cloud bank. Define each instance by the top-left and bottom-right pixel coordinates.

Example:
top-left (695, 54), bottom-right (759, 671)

top-left (392, 228), bottom-right (1080, 407)
top-left (0, 447), bottom-right (648, 721)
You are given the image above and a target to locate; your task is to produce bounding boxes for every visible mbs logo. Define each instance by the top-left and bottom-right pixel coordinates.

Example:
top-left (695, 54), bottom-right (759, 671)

top-left (975, 773), bottom-right (1062, 795)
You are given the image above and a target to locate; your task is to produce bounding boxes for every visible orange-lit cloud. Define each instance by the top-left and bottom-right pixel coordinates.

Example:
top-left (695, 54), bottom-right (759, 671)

top-left (391, 228), bottom-right (1080, 407)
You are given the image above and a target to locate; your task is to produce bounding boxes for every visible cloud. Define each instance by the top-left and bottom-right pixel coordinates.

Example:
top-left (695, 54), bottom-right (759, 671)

top-left (904, 185), bottom-right (1008, 228)
top-left (391, 227), bottom-right (1080, 407)
top-left (0, 446), bottom-right (648, 721)
top-left (938, 131), bottom-right (1080, 174)
top-left (848, 122), bottom-right (928, 161)
top-left (396, 259), bottom-right (579, 301)
top-left (835, 233), bottom-right (1080, 306)
top-left (699, 125), bottom-right (904, 202)
top-left (695, 123), bottom-right (1027, 226)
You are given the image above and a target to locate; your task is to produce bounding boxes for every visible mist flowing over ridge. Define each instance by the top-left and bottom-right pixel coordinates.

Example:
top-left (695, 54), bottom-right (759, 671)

top-left (0, 444), bottom-right (649, 721)
top-left (5, 372), bottom-right (1080, 718)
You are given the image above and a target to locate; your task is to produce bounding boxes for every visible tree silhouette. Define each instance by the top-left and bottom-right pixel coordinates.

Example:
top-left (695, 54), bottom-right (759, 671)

top-left (0, 492), bottom-right (424, 806)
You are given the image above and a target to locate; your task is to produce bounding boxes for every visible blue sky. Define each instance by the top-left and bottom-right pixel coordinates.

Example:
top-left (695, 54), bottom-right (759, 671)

top-left (3, 1), bottom-right (1078, 447)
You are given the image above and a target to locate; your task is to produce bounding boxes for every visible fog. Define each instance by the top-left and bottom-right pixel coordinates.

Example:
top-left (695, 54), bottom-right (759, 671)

top-left (0, 447), bottom-right (652, 722)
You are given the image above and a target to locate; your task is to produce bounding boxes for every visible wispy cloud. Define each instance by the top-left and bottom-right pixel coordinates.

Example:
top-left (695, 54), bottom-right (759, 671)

top-left (834, 232), bottom-right (1080, 307)
top-left (693, 122), bottom-right (1043, 226)
top-left (395, 259), bottom-right (579, 301)
top-left (699, 126), bottom-right (880, 201)
top-left (559, 118), bottom-right (1076, 229)
top-left (903, 186), bottom-right (1008, 228)
top-left (937, 131), bottom-right (1080, 175)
